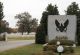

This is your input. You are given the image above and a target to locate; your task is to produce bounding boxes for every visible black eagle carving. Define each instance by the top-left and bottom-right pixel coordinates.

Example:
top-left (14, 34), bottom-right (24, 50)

top-left (55, 19), bottom-right (69, 32)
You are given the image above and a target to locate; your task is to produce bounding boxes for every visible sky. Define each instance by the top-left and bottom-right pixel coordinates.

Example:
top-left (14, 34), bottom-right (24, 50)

top-left (0, 0), bottom-right (80, 28)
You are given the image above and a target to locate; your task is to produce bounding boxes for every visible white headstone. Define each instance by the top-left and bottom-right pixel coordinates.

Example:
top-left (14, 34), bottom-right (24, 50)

top-left (48, 15), bottom-right (76, 42)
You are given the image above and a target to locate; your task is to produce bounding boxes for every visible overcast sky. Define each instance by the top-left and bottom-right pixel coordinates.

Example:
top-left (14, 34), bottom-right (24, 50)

top-left (1, 0), bottom-right (80, 28)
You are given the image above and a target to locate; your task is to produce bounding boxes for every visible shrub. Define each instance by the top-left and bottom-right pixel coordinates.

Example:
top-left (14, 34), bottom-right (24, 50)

top-left (63, 46), bottom-right (74, 53)
top-left (35, 26), bottom-right (46, 44)
top-left (46, 39), bottom-right (74, 54)
top-left (48, 40), bottom-right (57, 45)
top-left (0, 34), bottom-right (6, 41)
top-left (60, 40), bottom-right (75, 46)
top-left (48, 39), bottom-right (75, 46)
top-left (43, 45), bottom-right (74, 54)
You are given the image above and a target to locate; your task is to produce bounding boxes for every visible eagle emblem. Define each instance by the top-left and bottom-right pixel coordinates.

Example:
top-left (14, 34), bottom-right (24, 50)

top-left (55, 19), bottom-right (69, 32)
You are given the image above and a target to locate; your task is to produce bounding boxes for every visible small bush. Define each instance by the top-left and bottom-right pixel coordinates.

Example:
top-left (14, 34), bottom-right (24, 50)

top-left (48, 40), bottom-right (57, 45)
top-left (35, 26), bottom-right (46, 44)
top-left (45, 39), bottom-right (74, 54)
top-left (0, 35), bottom-right (6, 41)
top-left (43, 45), bottom-right (74, 54)
top-left (63, 46), bottom-right (74, 53)
top-left (48, 39), bottom-right (75, 46)
top-left (60, 40), bottom-right (75, 46)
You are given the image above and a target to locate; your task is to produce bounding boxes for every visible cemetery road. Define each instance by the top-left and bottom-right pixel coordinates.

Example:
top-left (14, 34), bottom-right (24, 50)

top-left (0, 40), bottom-right (34, 52)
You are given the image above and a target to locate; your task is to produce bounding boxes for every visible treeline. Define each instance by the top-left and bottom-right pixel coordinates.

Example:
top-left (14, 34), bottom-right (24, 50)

top-left (0, 2), bottom-right (38, 34)
top-left (0, 2), bottom-right (7, 34)
top-left (15, 12), bottom-right (38, 35)
top-left (0, 1), bottom-right (80, 45)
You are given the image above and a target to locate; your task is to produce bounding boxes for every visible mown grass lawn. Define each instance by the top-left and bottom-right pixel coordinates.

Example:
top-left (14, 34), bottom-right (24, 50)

top-left (0, 44), bottom-right (43, 55)
top-left (74, 46), bottom-right (80, 55)
top-left (6, 34), bottom-right (35, 40)
top-left (7, 36), bottom-right (35, 40)
top-left (0, 44), bottom-right (80, 55)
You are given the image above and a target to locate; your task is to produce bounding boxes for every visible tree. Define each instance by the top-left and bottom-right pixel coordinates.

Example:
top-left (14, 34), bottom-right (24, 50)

top-left (0, 20), bottom-right (9, 33)
top-left (0, 2), bottom-right (4, 34)
top-left (30, 18), bottom-right (38, 32)
top-left (36, 4), bottom-right (59, 44)
top-left (15, 12), bottom-right (38, 35)
top-left (0, 2), bottom-right (3, 21)
top-left (66, 2), bottom-right (80, 45)
top-left (0, 2), bottom-right (9, 34)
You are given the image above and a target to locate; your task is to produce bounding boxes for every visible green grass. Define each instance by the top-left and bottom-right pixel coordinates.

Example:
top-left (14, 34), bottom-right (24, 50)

top-left (60, 47), bottom-right (80, 55)
top-left (6, 34), bottom-right (35, 40)
top-left (0, 44), bottom-right (43, 55)
top-left (74, 46), bottom-right (80, 55)
top-left (7, 36), bottom-right (35, 40)
top-left (0, 44), bottom-right (80, 55)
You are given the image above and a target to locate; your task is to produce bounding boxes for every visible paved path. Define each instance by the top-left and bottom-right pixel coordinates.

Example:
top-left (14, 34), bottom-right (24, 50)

top-left (0, 40), bottom-right (35, 52)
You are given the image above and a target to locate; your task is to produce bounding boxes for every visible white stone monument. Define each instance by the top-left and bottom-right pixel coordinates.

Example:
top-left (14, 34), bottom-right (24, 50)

top-left (48, 15), bottom-right (76, 42)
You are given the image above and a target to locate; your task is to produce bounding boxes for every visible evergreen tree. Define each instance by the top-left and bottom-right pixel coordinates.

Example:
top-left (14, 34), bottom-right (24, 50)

top-left (0, 2), bottom-right (4, 34)
top-left (0, 2), bottom-right (3, 21)
top-left (66, 2), bottom-right (80, 45)
top-left (36, 4), bottom-right (59, 44)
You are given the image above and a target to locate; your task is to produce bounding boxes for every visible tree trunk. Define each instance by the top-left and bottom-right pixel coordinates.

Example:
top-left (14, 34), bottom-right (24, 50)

top-left (27, 32), bottom-right (29, 35)
top-left (21, 32), bottom-right (23, 35)
top-left (0, 20), bottom-right (1, 34)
